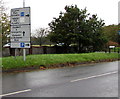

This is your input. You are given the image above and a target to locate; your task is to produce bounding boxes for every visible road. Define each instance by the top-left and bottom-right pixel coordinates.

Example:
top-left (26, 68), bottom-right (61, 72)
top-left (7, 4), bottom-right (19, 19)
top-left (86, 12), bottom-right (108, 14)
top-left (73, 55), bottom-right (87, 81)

top-left (1, 61), bottom-right (118, 97)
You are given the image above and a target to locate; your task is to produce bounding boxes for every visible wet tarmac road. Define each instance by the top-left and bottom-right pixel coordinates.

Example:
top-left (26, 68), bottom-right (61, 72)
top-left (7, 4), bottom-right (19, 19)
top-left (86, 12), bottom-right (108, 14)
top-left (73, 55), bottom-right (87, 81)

top-left (2, 61), bottom-right (118, 97)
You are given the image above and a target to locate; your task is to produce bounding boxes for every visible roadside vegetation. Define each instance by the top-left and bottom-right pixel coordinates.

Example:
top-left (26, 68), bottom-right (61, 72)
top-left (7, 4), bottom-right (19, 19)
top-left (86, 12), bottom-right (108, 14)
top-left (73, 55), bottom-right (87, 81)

top-left (2, 53), bottom-right (119, 71)
top-left (111, 47), bottom-right (120, 52)
top-left (1, 1), bottom-right (120, 72)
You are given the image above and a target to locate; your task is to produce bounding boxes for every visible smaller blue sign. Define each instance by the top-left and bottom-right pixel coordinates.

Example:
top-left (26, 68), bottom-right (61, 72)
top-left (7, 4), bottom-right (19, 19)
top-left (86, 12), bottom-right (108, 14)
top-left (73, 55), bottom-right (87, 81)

top-left (118, 30), bottom-right (120, 35)
top-left (20, 42), bottom-right (25, 47)
top-left (21, 12), bottom-right (24, 16)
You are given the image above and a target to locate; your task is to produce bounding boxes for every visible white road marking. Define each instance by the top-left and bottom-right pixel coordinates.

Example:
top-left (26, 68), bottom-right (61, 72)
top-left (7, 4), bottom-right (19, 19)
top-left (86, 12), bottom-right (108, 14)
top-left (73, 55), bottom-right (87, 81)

top-left (0, 89), bottom-right (31, 97)
top-left (70, 71), bottom-right (118, 82)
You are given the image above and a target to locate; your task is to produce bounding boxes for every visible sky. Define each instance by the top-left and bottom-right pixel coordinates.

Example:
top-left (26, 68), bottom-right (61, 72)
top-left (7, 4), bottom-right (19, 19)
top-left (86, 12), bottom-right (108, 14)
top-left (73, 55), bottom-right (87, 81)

top-left (4, 0), bottom-right (120, 32)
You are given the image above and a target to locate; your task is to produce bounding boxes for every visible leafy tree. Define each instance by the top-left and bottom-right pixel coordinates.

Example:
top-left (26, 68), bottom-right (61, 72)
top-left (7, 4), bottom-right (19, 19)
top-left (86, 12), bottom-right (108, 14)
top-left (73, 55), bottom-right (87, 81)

top-left (103, 25), bottom-right (118, 43)
top-left (0, 0), bottom-right (10, 46)
top-left (48, 5), bottom-right (107, 52)
top-left (1, 13), bottom-right (10, 45)
top-left (87, 14), bottom-right (107, 51)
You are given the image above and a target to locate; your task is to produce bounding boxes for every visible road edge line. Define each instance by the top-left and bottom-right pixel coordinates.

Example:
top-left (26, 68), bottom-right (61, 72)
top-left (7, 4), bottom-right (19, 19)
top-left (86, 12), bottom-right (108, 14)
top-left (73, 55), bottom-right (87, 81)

top-left (70, 71), bottom-right (118, 82)
top-left (0, 89), bottom-right (31, 97)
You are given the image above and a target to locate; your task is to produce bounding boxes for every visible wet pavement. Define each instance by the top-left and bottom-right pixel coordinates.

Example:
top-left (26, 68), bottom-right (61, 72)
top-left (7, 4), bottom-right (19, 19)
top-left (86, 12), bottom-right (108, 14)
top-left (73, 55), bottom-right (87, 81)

top-left (2, 61), bottom-right (118, 97)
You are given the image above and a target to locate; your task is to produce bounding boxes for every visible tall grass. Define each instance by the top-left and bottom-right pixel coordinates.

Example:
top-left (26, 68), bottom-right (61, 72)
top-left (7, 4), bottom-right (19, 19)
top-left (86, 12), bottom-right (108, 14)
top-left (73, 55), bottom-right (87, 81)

top-left (2, 53), bottom-right (119, 70)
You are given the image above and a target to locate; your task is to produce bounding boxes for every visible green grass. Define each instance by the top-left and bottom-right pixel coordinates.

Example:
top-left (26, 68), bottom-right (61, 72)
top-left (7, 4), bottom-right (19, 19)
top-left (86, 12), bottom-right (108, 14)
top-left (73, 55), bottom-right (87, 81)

top-left (1, 53), bottom-right (119, 70)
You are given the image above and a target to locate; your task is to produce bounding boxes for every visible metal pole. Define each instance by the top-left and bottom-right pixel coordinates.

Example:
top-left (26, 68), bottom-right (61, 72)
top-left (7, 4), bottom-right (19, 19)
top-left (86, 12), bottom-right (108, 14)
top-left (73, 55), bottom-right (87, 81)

top-left (14, 48), bottom-right (16, 59)
top-left (23, 0), bottom-right (26, 61)
top-left (23, 0), bottom-right (25, 7)
top-left (23, 49), bottom-right (26, 61)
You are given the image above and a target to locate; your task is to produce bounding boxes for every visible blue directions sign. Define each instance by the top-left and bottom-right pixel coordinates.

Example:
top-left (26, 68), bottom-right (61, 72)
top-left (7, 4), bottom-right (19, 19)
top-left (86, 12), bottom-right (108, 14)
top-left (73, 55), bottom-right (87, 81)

top-left (21, 12), bottom-right (24, 16)
top-left (20, 42), bottom-right (25, 47)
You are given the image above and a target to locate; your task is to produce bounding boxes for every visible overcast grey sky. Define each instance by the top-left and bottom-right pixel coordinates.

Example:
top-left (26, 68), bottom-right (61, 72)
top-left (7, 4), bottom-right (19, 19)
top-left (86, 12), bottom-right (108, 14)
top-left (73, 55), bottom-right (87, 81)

top-left (4, 0), bottom-right (119, 32)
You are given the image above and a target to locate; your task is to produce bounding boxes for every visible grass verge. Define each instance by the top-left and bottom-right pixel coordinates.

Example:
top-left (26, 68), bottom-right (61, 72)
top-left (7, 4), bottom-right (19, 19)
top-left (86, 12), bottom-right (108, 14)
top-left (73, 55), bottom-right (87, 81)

top-left (1, 52), bottom-right (119, 72)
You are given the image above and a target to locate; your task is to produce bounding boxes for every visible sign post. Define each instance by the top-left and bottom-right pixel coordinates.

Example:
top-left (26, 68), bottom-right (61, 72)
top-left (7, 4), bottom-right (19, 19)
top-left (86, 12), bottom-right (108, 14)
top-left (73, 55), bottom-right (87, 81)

top-left (10, 7), bottom-right (31, 61)
top-left (23, 0), bottom-right (25, 7)
top-left (23, 49), bottom-right (26, 61)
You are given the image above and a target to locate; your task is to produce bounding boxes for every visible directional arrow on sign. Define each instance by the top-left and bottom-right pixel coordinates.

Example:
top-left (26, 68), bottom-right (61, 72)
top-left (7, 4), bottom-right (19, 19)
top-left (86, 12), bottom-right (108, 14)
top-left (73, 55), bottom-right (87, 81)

top-left (20, 42), bottom-right (25, 47)
top-left (23, 31), bottom-right (25, 36)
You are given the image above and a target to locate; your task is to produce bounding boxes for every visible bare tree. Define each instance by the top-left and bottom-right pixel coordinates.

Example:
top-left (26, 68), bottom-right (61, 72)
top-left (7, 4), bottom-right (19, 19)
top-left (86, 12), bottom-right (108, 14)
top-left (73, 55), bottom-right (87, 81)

top-left (35, 28), bottom-right (49, 46)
